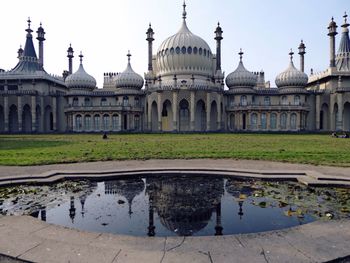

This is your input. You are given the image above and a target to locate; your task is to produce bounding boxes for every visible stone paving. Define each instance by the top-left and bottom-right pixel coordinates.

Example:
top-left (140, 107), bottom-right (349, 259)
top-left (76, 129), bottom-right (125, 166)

top-left (0, 159), bottom-right (350, 262)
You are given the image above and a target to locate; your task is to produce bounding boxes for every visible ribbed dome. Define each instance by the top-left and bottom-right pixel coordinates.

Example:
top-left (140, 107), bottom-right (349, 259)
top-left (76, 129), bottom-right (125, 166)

top-left (226, 51), bottom-right (257, 88)
top-left (156, 5), bottom-right (213, 77)
top-left (275, 52), bottom-right (308, 88)
top-left (65, 54), bottom-right (96, 90)
top-left (115, 52), bottom-right (144, 89)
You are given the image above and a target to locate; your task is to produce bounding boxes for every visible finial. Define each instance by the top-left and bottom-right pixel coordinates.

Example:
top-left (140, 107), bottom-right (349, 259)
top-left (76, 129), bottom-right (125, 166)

top-left (218, 22), bottom-right (220, 26)
top-left (238, 48), bottom-right (243, 62)
top-left (344, 12), bottom-right (348, 23)
top-left (289, 48), bottom-right (294, 61)
top-left (331, 16), bottom-right (334, 22)
top-left (149, 22), bottom-right (151, 28)
top-left (27, 17), bottom-right (31, 29)
top-left (40, 22), bottom-right (42, 27)
top-left (127, 50), bottom-right (131, 63)
top-left (79, 51), bottom-right (83, 64)
top-left (182, 1), bottom-right (187, 20)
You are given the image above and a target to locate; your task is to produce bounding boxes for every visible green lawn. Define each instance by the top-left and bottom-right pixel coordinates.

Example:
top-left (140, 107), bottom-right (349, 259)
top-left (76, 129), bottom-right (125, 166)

top-left (0, 133), bottom-right (349, 166)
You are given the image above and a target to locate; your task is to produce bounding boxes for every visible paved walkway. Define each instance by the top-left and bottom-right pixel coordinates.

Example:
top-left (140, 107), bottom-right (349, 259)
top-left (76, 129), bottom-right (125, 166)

top-left (0, 216), bottom-right (349, 263)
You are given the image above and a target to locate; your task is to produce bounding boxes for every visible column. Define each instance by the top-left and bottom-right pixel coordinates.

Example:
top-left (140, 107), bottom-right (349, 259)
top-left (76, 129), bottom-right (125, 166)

top-left (147, 98), bottom-right (152, 131)
top-left (157, 92), bottom-right (162, 131)
top-left (337, 93), bottom-right (343, 131)
top-left (31, 96), bottom-right (36, 132)
top-left (17, 96), bottom-right (22, 132)
top-left (40, 96), bottom-right (44, 132)
top-left (206, 93), bottom-right (211, 131)
top-left (266, 112), bottom-right (270, 130)
top-left (172, 91), bottom-right (178, 131)
top-left (52, 96), bottom-right (57, 131)
top-left (286, 112), bottom-right (291, 130)
top-left (217, 94), bottom-right (222, 130)
top-left (190, 91), bottom-right (195, 131)
top-left (72, 114), bottom-right (76, 131)
top-left (296, 112), bottom-right (301, 130)
top-left (315, 95), bottom-right (320, 130)
top-left (4, 96), bottom-right (8, 132)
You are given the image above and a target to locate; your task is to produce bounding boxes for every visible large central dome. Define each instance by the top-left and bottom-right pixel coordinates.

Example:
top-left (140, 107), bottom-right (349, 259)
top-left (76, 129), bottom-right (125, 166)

top-left (156, 4), bottom-right (213, 77)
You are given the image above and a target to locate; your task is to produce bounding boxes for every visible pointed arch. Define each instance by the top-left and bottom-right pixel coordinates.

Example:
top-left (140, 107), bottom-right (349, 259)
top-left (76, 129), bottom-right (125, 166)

top-left (333, 103), bottom-right (339, 131)
top-left (344, 102), bottom-right (350, 131)
top-left (0, 105), bottom-right (4, 133)
top-left (210, 100), bottom-right (218, 131)
top-left (195, 99), bottom-right (206, 131)
top-left (179, 99), bottom-right (190, 132)
top-left (44, 105), bottom-right (53, 132)
top-left (161, 99), bottom-right (173, 131)
top-left (151, 101), bottom-right (158, 131)
top-left (22, 104), bottom-right (32, 133)
top-left (320, 103), bottom-right (329, 130)
top-left (9, 105), bottom-right (18, 132)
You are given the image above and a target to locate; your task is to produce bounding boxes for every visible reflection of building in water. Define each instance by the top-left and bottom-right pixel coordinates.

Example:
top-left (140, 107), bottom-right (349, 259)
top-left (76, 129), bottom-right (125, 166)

top-left (225, 179), bottom-right (256, 220)
top-left (78, 181), bottom-right (98, 217)
top-left (104, 178), bottom-right (145, 216)
top-left (69, 196), bottom-right (76, 223)
top-left (146, 175), bottom-right (224, 236)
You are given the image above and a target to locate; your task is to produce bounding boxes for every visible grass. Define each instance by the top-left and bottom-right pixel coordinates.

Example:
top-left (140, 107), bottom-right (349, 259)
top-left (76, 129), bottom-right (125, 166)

top-left (0, 133), bottom-right (349, 166)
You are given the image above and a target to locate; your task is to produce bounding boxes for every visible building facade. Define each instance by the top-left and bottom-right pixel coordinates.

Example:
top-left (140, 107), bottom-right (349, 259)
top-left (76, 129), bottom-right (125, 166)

top-left (1, 4), bottom-right (350, 133)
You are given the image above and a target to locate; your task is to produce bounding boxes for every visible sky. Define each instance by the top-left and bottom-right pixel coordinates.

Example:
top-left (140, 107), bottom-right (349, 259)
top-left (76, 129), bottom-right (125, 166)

top-left (0, 0), bottom-right (349, 88)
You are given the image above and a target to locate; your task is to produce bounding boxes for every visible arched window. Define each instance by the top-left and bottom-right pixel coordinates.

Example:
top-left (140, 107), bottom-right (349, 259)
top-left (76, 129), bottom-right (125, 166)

top-left (252, 95), bottom-right (256, 105)
top-left (261, 113), bottom-right (267, 129)
top-left (199, 48), bottom-right (203, 55)
top-left (181, 46), bottom-right (186, 54)
top-left (240, 95), bottom-right (247, 106)
top-left (94, 115), bottom-right (100, 130)
top-left (230, 96), bottom-right (235, 107)
top-left (135, 115), bottom-right (140, 130)
top-left (135, 97), bottom-right (140, 107)
top-left (290, 113), bottom-right (297, 129)
top-left (165, 48), bottom-right (169, 55)
top-left (75, 115), bottom-right (82, 131)
top-left (203, 49), bottom-right (207, 56)
top-left (280, 113), bottom-right (287, 129)
top-left (73, 97), bottom-right (79, 107)
top-left (84, 115), bottom-right (91, 131)
top-left (84, 97), bottom-right (91, 106)
top-left (123, 96), bottom-right (129, 106)
top-left (103, 114), bottom-right (109, 131)
top-left (187, 47), bottom-right (192, 54)
top-left (281, 96), bottom-right (288, 105)
top-left (101, 98), bottom-right (107, 106)
top-left (294, 95), bottom-right (300, 106)
top-left (170, 48), bottom-right (174, 55)
top-left (193, 47), bottom-right (198, 54)
top-left (175, 47), bottom-right (180, 54)
top-left (251, 113), bottom-right (258, 129)
top-left (112, 114), bottom-right (119, 131)
top-left (270, 113), bottom-right (277, 129)
top-left (264, 96), bottom-right (270, 106)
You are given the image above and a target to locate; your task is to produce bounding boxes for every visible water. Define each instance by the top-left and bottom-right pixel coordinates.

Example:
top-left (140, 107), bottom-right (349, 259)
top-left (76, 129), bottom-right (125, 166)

top-left (0, 174), bottom-right (349, 237)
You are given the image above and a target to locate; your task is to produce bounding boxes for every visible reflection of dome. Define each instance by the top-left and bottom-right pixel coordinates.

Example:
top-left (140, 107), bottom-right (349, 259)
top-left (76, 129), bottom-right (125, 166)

top-left (66, 53), bottom-right (96, 90)
top-left (105, 178), bottom-right (145, 215)
top-left (156, 3), bottom-right (213, 77)
top-left (115, 52), bottom-right (144, 89)
top-left (226, 50), bottom-right (257, 88)
top-left (147, 175), bottom-right (224, 236)
top-left (275, 51), bottom-right (308, 88)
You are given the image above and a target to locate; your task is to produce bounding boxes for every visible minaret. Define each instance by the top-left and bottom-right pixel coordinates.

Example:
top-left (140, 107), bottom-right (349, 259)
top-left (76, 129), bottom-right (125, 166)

top-left (328, 17), bottom-right (338, 68)
top-left (215, 22), bottom-right (223, 71)
top-left (298, 40), bottom-right (306, 73)
top-left (36, 23), bottom-right (46, 68)
top-left (17, 45), bottom-right (23, 59)
top-left (67, 44), bottom-right (74, 74)
top-left (146, 23), bottom-right (154, 72)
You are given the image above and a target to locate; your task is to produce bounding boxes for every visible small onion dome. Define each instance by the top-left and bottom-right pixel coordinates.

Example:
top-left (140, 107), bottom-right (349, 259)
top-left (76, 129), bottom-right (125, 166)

top-left (328, 17), bottom-right (337, 28)
top-left (226, 49), bottom-right (257, 88)
top-left (115, 51), bottom-right (144, 89)
top-left (275, 50), bottom-right (308, 88)
top-left (65, 52), bottom-right (96, 90)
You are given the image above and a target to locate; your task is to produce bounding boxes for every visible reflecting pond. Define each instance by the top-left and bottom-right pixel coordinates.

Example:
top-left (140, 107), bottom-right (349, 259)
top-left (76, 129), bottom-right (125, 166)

top-left (0, 174), bottom-right (349, 236)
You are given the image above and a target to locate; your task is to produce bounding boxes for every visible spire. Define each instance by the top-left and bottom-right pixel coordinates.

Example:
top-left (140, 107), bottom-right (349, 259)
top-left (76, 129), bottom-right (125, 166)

top-left (239, 48), bottom-right (243, 62)
top-left (26, 17), bottom-right (33, 35)
top-left (336, 12), bottom-right (350, 71)
top-left (182, 1), bottom-right (187, 20)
